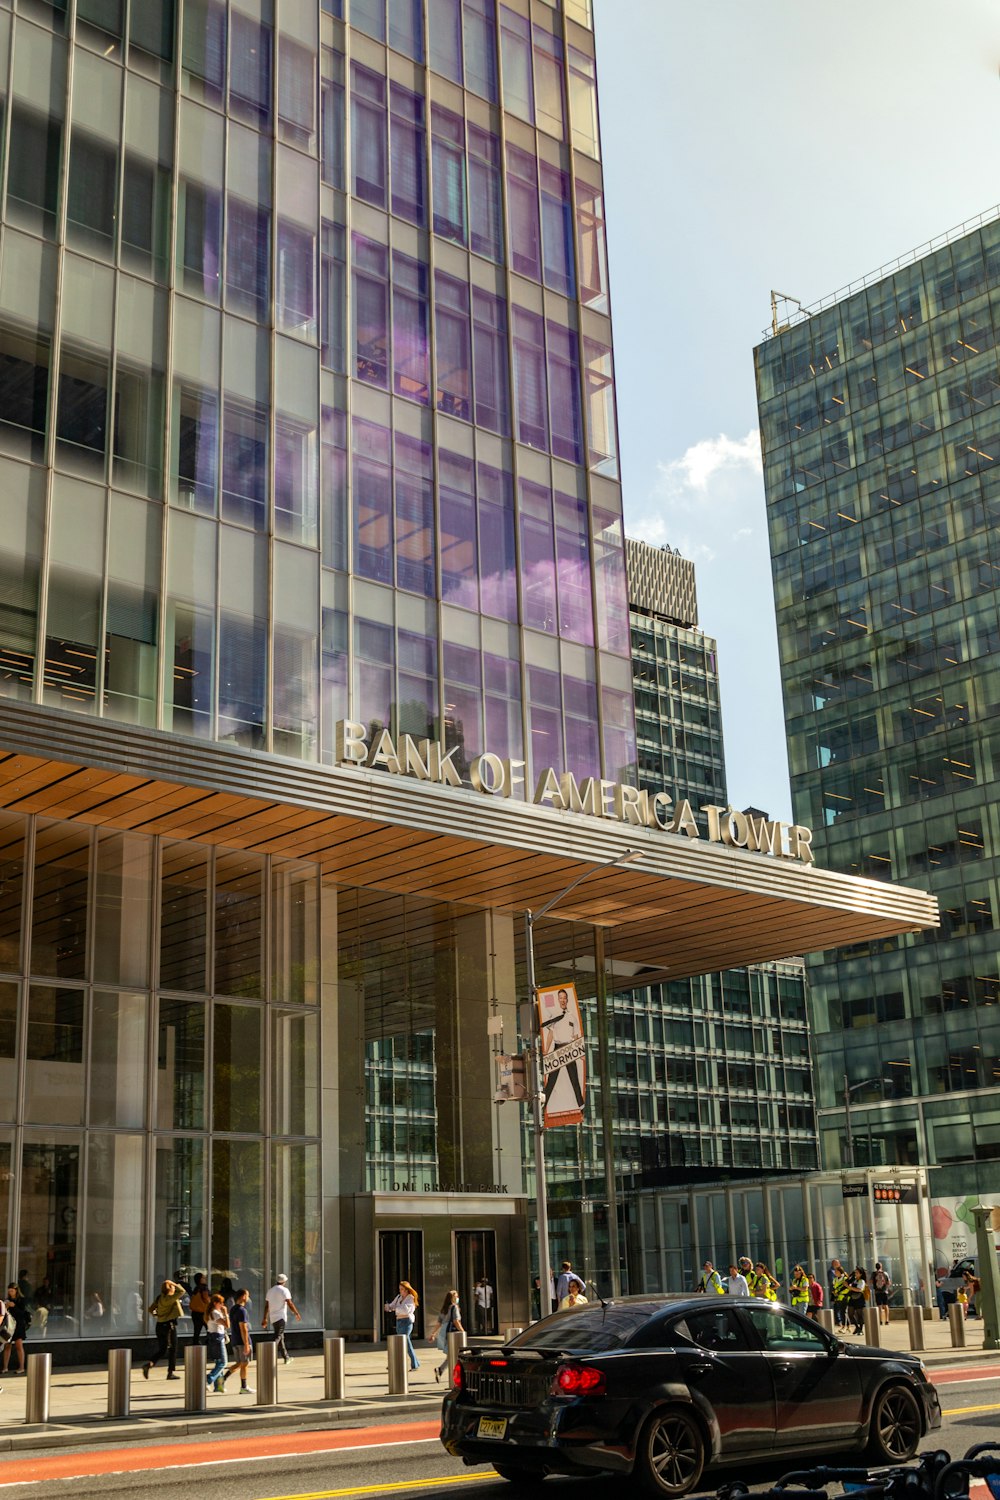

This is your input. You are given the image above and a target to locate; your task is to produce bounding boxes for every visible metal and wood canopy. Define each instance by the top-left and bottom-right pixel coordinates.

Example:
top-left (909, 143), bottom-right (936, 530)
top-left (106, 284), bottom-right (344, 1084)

top-left (0, 702), bottom-right (938, 979)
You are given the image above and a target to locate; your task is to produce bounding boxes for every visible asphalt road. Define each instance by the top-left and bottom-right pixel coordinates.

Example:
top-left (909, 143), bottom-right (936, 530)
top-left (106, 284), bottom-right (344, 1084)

top-left (0, 1369), bottom-right (996, 1500)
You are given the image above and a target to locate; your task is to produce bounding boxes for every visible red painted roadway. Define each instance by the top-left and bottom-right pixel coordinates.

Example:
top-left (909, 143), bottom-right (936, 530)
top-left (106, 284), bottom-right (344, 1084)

top-left (0, 1365), bottom-right (997, 1490)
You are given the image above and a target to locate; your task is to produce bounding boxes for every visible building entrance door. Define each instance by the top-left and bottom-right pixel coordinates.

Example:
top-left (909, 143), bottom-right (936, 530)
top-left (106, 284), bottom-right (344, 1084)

top-left (378, 1229), bottom-right (424, 1338)
top-left (455, 1229), bottom-right (498, 1335)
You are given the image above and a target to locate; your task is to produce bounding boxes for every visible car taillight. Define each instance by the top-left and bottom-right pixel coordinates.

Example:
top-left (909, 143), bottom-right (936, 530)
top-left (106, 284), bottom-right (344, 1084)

top-left (452, 1362), bottom-right (463, 1390)
top-left (554, 1363), bottom-right (606, 1396)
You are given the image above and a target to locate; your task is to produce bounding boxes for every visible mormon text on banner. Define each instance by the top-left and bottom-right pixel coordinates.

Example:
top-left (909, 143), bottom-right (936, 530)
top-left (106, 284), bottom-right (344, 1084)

top-left (538, 982), bottom-right (586, 1128)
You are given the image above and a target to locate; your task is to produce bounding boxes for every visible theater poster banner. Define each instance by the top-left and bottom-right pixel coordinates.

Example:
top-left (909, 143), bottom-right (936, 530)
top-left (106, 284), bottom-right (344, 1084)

top-left (537, 983), bottom-right (586, 1128)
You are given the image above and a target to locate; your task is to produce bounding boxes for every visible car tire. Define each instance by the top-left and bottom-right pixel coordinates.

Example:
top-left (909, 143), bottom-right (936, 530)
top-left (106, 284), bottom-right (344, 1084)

top-left (635, 1408), bottom-right (706, 1498)
top-left (492, 1463), bottom-right (546, 1485)
top-left (866, 1383), bottom-right (922, 1463)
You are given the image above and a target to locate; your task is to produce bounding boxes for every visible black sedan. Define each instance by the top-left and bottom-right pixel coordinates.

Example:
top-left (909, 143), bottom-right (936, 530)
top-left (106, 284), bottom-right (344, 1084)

top-left (440, 1295), bottom-right (941, 1496)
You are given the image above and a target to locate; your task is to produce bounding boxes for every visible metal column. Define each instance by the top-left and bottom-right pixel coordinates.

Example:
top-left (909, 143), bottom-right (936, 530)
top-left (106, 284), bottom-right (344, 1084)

top-left (107, 1348), bottom-right (131, 1418)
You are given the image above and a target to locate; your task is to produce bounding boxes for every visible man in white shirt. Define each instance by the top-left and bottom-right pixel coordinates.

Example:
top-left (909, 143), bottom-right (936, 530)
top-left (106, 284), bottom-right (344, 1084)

top-left (726, 1263), bottom-right (750, 1297)
top-left (262, 1273), bottom-right (301, 1364)
top-left (474, 1277), bottom-right (494, 1333)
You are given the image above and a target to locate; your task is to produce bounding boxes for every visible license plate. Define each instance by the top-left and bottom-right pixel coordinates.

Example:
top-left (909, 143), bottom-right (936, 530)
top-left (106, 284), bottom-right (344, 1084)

top-left (476, 1417), bottom-right (509, 1440)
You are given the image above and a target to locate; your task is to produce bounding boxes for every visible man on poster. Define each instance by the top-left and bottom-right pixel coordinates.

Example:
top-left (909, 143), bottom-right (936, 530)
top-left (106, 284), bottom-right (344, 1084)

top-left (537, 984), bottom-right (586, 1127)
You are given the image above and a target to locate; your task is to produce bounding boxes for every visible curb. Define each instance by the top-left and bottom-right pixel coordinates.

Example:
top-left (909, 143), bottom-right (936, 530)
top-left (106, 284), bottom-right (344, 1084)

top-left (0, 1395), bottom-right (444, 1455)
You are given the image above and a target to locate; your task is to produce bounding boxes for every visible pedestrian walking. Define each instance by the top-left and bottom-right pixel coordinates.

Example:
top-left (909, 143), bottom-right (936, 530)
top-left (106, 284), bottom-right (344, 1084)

top-left (695, 1260), bottom-right (724, 1294)
top-left (32, 1279), bottom-right (52, 1335)
top-left (807, 1271), bottom-right (825, 1319)
top-left (789, 1265), bottom-right (810, 1311)
top-left (385, 1280), bottom-right (420, 1371)
top-left (473, 1277), bottom-right (494, 1334)
top-left (142, 1279), bottom-right (185, 1379)
top-left (871, 1262), bottom-right (891, 1325)
top-left (188, 1273), bottom-right (211, 1342)
top-left (751, 1262), bottom-right (779, 1300)
top-left (205, 1293), bottom-right (230, 1391)
top-left (224, 1288), bottom-right (254, 1393)
top-left (555, 1262), bottom-right (585, 1304)
top-left (1, 1285), bottom-right (29, 1374)
top-left (830, 1259), bottom-right (850, 1327)
top-left (847, 1267), bottom-right (867, 1334)
top-left (262, 1274), bottom-right (301, 1364)
top-left (726, 1263), bottom-right (750, 1297)
top-left (964, 1270), bottom-right (981, 1318)
top-left (431, 1290), bottom-right (464, 1383)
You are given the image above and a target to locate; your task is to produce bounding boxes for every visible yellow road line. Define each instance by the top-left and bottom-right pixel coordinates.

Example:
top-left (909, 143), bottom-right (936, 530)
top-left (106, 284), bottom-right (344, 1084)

top-left (262, 1471), bottom-right (501, 1500)
top-left (942, 1400), bottom-right (1000, 1415)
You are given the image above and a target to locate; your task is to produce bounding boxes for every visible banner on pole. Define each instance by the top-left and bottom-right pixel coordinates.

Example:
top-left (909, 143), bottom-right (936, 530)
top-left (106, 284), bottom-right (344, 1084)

top-left (537, 982), bottom-right (586, 1128)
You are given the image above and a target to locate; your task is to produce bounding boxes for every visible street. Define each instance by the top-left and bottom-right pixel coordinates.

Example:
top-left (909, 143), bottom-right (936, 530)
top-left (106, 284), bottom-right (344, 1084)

top-left (0, 1368), bottom-right (995, 1500)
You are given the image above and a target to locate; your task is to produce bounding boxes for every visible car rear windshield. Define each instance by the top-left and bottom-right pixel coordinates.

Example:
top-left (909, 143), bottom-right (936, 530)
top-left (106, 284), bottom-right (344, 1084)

top-left (507, 1306), bottom-right (656, 1353)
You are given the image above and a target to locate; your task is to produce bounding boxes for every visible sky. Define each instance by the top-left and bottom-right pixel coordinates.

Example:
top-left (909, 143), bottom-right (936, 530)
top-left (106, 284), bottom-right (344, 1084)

top-left (592, 0), bottom-right (1000, 821)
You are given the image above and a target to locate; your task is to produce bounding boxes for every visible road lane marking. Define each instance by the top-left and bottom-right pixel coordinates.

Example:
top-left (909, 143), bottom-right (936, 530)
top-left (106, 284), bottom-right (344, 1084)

top-left (261, 1474), bottom-right (501, 1500)
top-left (942, 1401), bottom-right (1000, 1415)
top-left (0, 1425), bottom-right (442, 1488)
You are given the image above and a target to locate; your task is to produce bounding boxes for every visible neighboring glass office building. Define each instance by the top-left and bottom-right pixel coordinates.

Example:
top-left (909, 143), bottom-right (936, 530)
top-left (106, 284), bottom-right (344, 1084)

top-left (541, 540), bottom-right (817, 1295)
top-left (0, 0), bottom-right (635, 1342)
top-left (755, 209), bottom-right (1000, 1244)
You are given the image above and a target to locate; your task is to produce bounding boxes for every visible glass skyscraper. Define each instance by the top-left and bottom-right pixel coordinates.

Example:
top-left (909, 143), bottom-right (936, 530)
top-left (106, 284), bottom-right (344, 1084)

top-left (0, 0), bottom-right (638, 1344)
top-left (756, 210), bottom-right (1000, 1246)
top-left (0, 0), bottom-right (938, 1348)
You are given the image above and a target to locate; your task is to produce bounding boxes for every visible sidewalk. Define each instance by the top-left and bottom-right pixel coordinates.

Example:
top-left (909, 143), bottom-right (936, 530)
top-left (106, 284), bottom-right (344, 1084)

top-left (0, 1318), bottom-right (991, 1456)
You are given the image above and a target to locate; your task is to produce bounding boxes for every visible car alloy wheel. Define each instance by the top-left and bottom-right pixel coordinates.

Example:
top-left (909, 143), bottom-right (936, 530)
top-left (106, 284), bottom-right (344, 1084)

top-left (637, 1409), bottom-right (706, 1498)
top-left (867, 1383), bottom-right (922, 1463)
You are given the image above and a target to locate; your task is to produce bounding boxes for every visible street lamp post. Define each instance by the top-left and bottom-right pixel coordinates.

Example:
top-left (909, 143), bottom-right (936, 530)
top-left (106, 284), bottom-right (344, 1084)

top-left (525, 849), bottom-right (644, 1312)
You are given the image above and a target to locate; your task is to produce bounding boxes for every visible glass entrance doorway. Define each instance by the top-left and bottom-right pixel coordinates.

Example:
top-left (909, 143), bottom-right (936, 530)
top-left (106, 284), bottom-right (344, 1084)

top-left (456, 1229), bottom-right (497, 1335)
top-left (378, 1229), bottom-right (424, 1338)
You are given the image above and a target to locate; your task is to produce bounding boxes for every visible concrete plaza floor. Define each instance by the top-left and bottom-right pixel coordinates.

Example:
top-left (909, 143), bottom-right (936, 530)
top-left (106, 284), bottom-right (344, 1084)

top-left (0, 1314), bottom-right (991, 1455)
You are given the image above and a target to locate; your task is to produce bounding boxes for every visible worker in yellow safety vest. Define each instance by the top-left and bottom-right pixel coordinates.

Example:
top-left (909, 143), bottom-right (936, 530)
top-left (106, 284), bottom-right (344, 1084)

top-left (790, 1264), bottom-right (810, 1309)
top-left (830, 1259), bottom-right (851, 1328)
top-left (696, 1260), bottom-right (725, 1294)
top-left (751, 1261), bottom-right (779, 1301)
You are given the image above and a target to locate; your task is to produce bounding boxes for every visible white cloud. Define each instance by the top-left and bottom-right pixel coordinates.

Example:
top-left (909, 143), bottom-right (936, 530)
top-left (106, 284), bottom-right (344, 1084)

top-left (657, 427), bottom-right (762, 499)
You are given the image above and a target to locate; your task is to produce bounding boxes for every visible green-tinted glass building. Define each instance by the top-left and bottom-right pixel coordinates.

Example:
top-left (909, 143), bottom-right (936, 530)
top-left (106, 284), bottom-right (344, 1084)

top-left (755, 211), bottom-right (1000, 1243)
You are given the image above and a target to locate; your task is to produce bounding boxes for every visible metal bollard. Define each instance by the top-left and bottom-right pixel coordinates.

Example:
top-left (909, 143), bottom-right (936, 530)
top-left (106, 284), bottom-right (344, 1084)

top-left (184, 1343), bottom-right (207, 1413)
top-left (25, 1352), bottom-right (51, 1425)
top-left (504, 1327), bottom-right (523, 1342)
top-left (906, 1306), bottom-right (925, 1351)
top-left (816, 1309), bottom-right (835, 1334)
top-left (257, 1339), bottom-right (278, 1405)
top-left (446, 1327), bottom-right (467, 1388)
top-left (862, 1307), bottom-right (881, 1346)
top-left (387, 1333), bottom-right (408, 1395)
top-left (107, 1348), bottom-right (131, 1418)
top-left (324, 1335), bottom-right (346, 1400)
top-left (949, 1302), bottom-right (967, 1347)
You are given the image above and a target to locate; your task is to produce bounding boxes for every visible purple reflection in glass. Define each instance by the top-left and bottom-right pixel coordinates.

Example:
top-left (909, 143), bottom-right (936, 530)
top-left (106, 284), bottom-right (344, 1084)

top-left (506, 144), bottom-right (540, 281)
top-left (440, 450), bottom-right (478, 608)
top-left (352, 417), bottom-right (392, 584)
top-left (395, 434), bottom-right (434, 597)
top-left (563, 671), bottom-right (599, 781)
top-left (354, 615), bottom-right (394, 733)
top-left (602, 683), bottom-right (637, 783)
top-left (528, 664), bottom-right (562, 779)
top-left (513, 309), bottom-right (548, 450)
top-left (547, 321), bottom-right (583, 465)
top-left (392, 251), bottom-right (429, 403)
top-left (478, 461), bottom-right (516, 621)
top-left (592, 505), bottom-right (629, 655)
top-left (443, 641), bottom-right (483, 762)
top-left (554, 491), bottom-right (593, 645)
top-left (398, 628), bottom-right (437, 739)
top-left (484, 654), bottom-right (523, 765)
top-left (518, 477), bottom-right (556, 633)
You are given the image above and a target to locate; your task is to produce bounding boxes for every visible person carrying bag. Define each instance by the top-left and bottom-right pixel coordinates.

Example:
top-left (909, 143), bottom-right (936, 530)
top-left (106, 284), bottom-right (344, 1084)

top-left (431, 1290), bottom-right (464, 1384)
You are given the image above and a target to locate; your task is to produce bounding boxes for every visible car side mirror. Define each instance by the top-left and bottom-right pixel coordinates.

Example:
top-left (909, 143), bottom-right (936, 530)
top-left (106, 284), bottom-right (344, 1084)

top-left (830, 1338), bottom-right (846, 1357)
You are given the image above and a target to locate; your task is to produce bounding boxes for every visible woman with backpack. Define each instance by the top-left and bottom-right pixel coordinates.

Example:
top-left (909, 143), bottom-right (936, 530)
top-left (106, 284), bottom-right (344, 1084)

top-left (871, 1262), bottom-right (891, 1325)
top-left (431, 1289), bottom-right (465, 1384)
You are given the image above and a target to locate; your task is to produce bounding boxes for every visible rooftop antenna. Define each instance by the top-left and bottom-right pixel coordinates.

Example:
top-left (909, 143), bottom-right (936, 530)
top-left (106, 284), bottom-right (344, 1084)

top-left (771, 289), bottom-right (806, 336)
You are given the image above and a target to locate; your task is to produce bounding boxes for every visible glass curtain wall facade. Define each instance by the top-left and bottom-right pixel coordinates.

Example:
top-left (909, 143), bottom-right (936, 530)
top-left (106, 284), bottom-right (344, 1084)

top-left (756, 213), bottom-right (1000, 1229)
top-left (0, 0), bottom-right (633, 786)
top-left (0, 808), bottom-right (321, 1336)
top-left (0, 0), bottom-right (633, 1336)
